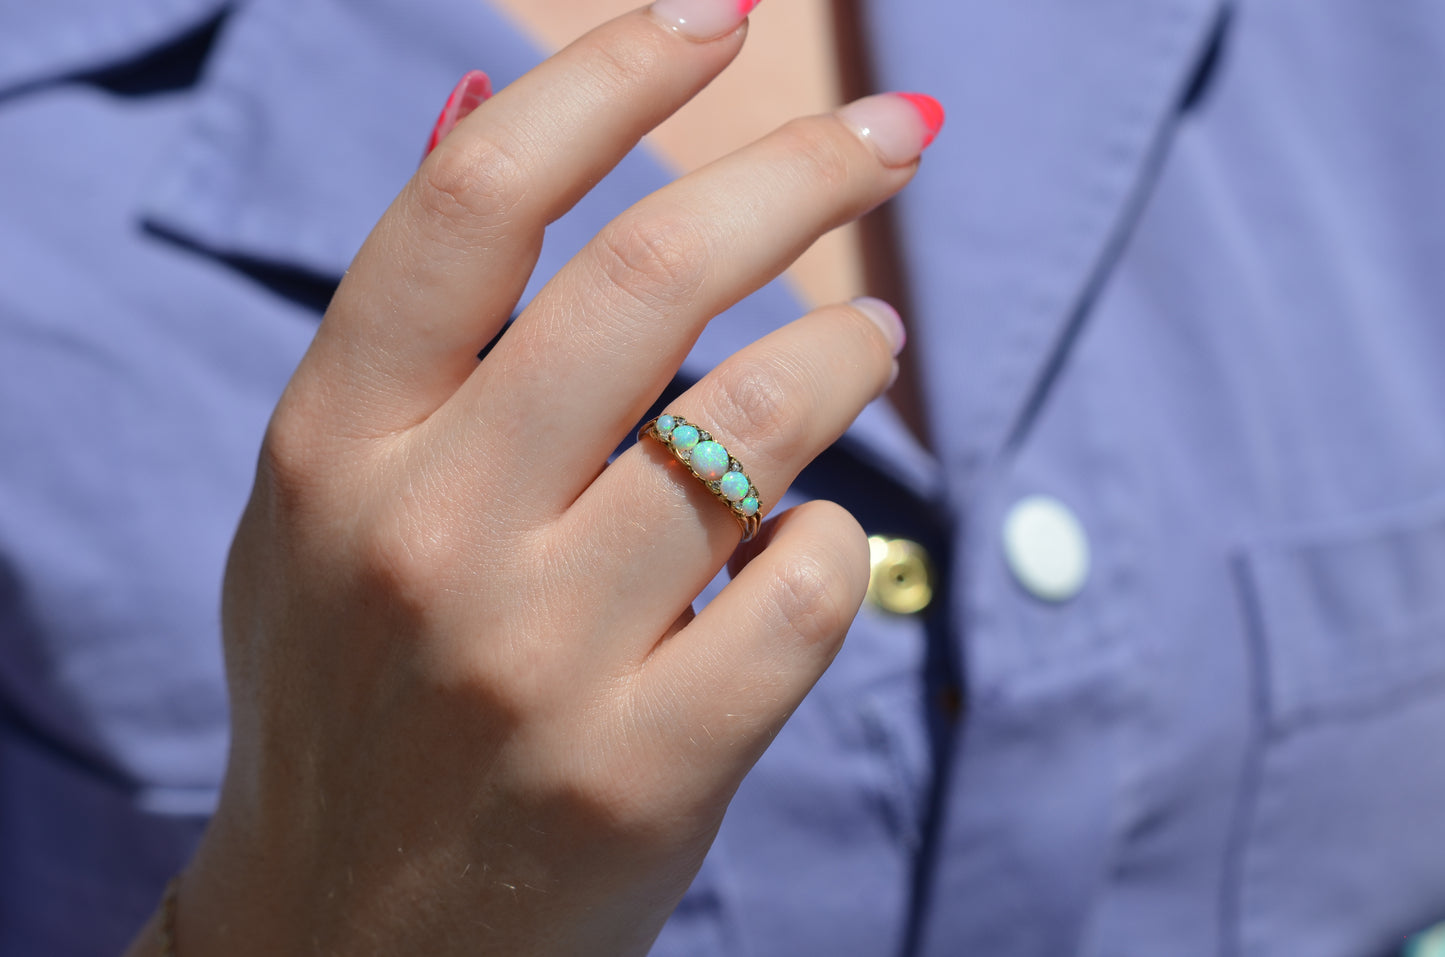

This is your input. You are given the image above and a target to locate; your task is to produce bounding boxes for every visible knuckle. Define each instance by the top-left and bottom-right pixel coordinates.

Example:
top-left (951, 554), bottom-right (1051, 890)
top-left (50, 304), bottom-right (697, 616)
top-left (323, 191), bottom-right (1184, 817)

top-left (351, 506), bottom-right (457, 618)
top-left (562, 763), bottom-right (667, 842)
top-left (775, 116), bottom-right (856, 196)
top-left (594, 213), bottom-right (710, 312)
top-left (556, 749), bottom-right (711, 852)
top-left (706, 356), bottom-right (802, 451)
top-left (256, 404), bottom-right (331, 511)
top-left (413, 134), bottom-right (531, 236)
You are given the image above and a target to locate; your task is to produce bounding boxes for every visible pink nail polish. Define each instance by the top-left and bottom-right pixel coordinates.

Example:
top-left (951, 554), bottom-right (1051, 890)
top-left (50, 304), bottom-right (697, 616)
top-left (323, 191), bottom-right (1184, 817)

top-left (896, 93), bottom-right (945, 148)
top-left (835, 92), bottom-right (946, 167)
top-left (650, 0), bottom-right (759, 41)
top-left (425, 70), bottom-right (493, 156)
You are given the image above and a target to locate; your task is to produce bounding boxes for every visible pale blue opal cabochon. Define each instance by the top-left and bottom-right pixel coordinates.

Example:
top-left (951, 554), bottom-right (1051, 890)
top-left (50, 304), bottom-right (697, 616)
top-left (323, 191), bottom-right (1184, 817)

top-left (644, 416), bottom-right (760, 535)
top-left (691, 441), bottom-right (730, 481)
top-left (670, 425), bottom-right (700, 451)
top-left (720, 471), bottom-right (750, 502)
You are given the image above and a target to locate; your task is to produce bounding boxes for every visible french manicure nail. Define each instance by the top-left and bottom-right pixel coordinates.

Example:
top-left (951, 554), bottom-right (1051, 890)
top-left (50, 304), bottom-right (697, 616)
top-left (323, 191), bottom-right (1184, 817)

top-left (650, 0), bottom-right (759, 41)
top-left (425, 70), bottom-right (494, 156)
top-left (852, 296), bottom-right (906, 356)
top-left (836, 92), bottom-right (945, 167)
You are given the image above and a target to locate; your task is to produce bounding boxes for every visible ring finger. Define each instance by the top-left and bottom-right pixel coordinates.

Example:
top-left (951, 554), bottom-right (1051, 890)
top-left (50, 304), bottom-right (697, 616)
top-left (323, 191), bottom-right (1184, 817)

top-left (561, 295), bottom-right (905, 654)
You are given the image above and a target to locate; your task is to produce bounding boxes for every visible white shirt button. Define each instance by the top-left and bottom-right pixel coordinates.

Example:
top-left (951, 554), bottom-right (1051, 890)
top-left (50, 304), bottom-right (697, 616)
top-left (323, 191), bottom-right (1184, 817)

top-left (1002, 495), bottom-right (1091, 602)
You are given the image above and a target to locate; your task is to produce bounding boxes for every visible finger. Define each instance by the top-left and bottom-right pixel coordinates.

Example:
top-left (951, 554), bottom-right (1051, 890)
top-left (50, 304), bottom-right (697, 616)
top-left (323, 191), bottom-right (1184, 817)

top-left (562, 296), bottom-right (901, 651)
top-left (432, 92), bottom-right (941, 509)
top-left (639, 500), bottom-right (869, 783)
top-left (444, 93), bottom-right (935, 490)
top-left (283, 3), bottom-right (753, 440)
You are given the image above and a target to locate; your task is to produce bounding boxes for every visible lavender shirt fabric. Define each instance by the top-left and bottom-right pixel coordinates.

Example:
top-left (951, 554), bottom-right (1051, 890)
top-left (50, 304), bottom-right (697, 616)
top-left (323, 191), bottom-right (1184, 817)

top-left (3, 0), bottom-right (1445, 954)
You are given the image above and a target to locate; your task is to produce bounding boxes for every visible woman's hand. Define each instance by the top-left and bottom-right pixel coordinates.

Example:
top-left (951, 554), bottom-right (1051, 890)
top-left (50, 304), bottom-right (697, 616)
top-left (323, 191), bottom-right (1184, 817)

top-left (168, 2), bottom-right (939, 953)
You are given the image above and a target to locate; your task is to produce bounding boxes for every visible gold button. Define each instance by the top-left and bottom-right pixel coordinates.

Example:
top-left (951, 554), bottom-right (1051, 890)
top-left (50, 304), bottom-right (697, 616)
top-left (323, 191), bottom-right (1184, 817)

top-left (867, 536), bottom-right (934, 615)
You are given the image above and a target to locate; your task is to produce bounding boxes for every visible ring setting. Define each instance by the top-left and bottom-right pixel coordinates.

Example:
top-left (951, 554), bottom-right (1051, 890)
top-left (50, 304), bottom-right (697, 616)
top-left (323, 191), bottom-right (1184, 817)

top-left (639, 414), bottom-right (762, 541)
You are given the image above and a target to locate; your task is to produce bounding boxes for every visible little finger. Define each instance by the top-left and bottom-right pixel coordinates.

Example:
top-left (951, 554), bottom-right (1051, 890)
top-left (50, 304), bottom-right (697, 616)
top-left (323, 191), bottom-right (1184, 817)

top-left (639, 500), bottom-right (869, 784)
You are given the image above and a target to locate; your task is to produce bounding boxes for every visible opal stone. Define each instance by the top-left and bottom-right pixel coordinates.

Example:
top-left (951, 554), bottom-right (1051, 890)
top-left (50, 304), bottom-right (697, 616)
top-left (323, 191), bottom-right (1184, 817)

top-left (719, 471), bottom-right (750, 502)
top-left (670, 425), bottom-right (699, 451)
top-left (691, 441), bottom-right (730, 481)
top-left (656, 414), bottom-right (676, 434)
top-left (739, 496), bottom-right (759, 516)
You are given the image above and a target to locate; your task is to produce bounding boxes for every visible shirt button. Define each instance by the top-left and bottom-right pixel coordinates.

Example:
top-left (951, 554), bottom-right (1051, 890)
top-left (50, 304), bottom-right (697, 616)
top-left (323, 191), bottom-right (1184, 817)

top-left (1002, 495), bottom-right (1090, 602)
top-left (867, 536), bottom-right (935, 615)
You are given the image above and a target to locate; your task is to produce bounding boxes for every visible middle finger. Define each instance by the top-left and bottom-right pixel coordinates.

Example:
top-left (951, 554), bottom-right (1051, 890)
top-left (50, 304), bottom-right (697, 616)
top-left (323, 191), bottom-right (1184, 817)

top-left (429, 93), bottom-right (941, 513)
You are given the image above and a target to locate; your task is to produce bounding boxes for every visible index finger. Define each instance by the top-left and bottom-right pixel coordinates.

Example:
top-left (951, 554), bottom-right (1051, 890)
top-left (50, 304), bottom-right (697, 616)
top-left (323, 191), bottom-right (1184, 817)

top-left (281, 1), bottom-right (757, 444)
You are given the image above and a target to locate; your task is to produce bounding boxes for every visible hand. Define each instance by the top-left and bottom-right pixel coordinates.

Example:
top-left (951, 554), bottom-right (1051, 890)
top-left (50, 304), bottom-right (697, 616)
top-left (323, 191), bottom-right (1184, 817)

top-left (163, 3), bottom-right (939, 953)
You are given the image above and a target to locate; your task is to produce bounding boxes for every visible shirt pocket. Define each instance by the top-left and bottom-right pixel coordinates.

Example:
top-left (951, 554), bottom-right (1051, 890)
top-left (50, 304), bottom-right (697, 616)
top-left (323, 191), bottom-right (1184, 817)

top-left (1229, 494), bottom-right (1445, 957)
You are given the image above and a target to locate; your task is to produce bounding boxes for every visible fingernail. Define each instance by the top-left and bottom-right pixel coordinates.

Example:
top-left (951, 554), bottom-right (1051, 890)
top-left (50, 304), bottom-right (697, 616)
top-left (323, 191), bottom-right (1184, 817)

top-left (425, 70), bottom-right (493, 156)
top-left (835, 92), bottom-right (945, 167)
top-left (852, 296), bottom-right (906, 356)
top-left (650, 0), bottom-right (759, 41)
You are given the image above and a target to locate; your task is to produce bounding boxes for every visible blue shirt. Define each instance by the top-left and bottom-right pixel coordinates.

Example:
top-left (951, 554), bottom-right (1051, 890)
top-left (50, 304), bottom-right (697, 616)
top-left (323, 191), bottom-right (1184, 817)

top-left (3, 0), bottom-right (1445, 954)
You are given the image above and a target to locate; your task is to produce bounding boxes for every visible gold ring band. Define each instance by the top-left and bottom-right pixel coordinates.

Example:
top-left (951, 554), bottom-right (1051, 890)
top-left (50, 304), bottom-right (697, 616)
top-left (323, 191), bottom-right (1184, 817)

top-left (639, 414), bottom-right (763, 542)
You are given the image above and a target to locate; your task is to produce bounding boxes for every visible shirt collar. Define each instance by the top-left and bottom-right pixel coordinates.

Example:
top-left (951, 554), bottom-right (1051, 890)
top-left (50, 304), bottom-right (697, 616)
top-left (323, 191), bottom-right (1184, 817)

top-left (0, 0), bottom-right (231, 94)
top-left (128, 0), bottom-right (937, 498)
top-left (866, 0), bottom-right (1227, 481)
top-left (139, 0), bottom-right (540, 281)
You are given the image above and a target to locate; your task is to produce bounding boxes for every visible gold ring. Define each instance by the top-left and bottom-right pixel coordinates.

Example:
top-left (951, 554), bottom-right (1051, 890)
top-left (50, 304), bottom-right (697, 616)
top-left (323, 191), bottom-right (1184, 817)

top-left (639, 414), bottom-right (762, 542)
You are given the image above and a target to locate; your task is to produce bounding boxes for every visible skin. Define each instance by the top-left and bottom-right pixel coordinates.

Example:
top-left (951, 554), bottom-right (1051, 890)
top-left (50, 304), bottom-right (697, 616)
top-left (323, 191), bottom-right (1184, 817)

top-left (125, 5), bottom-right (919, 955)
top-left (492, 0), bottom-right (864, 306)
